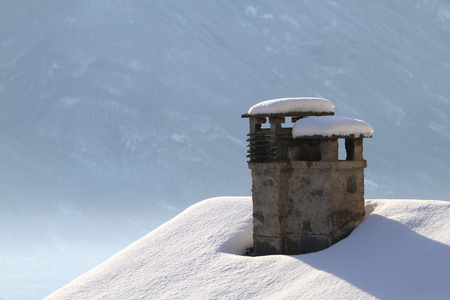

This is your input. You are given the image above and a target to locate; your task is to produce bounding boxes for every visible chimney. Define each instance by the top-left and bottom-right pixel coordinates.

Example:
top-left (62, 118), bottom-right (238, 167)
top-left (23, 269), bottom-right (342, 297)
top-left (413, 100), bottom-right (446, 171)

top-left (242, 98), bottom-right (373, 255)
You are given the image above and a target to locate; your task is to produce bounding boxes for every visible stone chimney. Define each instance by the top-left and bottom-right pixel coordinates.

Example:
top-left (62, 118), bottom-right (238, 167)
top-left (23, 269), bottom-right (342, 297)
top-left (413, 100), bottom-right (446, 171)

top-left (242, 98), bottom-right (373, 255)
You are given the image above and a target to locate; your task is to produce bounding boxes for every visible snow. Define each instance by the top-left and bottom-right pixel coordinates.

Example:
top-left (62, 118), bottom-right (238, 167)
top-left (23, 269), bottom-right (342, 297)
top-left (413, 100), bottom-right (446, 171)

top-left (292, 116), bottom-right (374, 138)
top-left (46, 197), bottom-right (450, 300)
top-left (247, 97), bottom-right (335, 115)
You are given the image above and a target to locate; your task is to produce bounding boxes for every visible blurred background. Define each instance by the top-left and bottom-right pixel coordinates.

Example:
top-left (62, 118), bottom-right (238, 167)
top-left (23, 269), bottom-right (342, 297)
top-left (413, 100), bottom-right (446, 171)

top-left (1, 0), bottom-right (449, 299)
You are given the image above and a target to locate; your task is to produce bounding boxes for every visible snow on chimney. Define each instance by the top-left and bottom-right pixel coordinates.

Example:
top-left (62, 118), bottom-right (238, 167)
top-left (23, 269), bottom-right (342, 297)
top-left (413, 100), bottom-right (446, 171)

top-left (242, 98), bottom-right (373, 255)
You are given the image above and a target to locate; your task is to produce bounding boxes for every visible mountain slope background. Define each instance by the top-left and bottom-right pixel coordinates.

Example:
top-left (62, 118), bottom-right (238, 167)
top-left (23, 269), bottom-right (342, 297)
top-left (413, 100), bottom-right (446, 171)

top-left (1, 0), bottom-right (449, 299)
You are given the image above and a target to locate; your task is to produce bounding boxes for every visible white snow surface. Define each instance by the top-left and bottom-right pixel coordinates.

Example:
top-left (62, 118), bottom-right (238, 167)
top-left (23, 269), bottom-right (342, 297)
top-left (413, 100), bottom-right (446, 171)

top-left (247, 97), bottom-right (334, 115)
top-left (46, 197), bottom-right (450, 300)
top-left (292, 116), bottom-right (374, 138)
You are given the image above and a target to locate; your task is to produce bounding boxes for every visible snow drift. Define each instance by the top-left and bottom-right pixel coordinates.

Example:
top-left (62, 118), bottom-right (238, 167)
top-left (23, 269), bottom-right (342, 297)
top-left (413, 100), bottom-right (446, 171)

top-left (46, 197), bottom-right (450, 299)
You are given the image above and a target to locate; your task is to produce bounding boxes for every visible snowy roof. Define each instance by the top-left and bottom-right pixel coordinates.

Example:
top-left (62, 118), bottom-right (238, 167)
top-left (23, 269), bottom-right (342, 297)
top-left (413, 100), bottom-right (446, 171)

top-left (245, 97), bottom-right (334, 116)
top-left (46, 197), bottom-right (450, 299)
top-left (292, 116), bottom-right (373, 138)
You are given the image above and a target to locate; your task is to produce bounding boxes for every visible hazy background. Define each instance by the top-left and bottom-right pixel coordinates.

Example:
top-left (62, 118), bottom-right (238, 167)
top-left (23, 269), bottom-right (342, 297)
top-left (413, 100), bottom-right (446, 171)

top-left (1, 0), bottom-right (449, 299)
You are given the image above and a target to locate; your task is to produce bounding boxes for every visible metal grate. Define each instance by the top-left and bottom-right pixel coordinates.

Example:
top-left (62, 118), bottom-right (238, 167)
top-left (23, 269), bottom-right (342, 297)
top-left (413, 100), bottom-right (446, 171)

top-left (246, 129), bottom-right (277, 163)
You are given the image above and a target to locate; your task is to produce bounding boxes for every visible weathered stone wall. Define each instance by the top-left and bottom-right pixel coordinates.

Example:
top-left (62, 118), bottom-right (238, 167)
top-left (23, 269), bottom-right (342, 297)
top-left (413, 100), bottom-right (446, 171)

top-left (329, 161), bottom-right (366, 232)
top-left (250, 159), bottom-right (366, 255)
top-left (250, 162), bottom-right (286, 254)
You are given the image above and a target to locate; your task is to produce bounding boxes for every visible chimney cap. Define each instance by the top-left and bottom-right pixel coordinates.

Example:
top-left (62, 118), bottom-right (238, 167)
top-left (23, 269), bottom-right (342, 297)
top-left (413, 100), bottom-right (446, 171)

top-left (292, 116), bottom-right (373, 139)
top-left (243, 97), bottom-right (334, 117)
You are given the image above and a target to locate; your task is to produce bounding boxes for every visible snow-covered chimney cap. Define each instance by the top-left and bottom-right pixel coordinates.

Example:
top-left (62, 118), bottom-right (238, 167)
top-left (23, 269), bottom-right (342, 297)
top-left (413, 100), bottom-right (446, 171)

top-left (243, 97), bottom-right (334, 117)
top-left (292, 116), bottom-right (374, 139)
